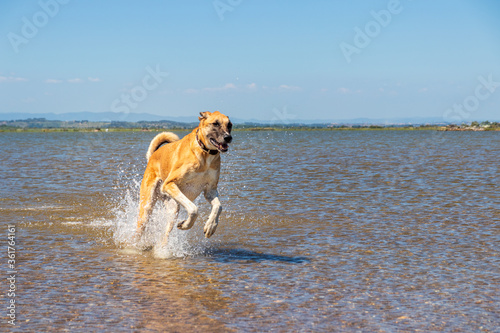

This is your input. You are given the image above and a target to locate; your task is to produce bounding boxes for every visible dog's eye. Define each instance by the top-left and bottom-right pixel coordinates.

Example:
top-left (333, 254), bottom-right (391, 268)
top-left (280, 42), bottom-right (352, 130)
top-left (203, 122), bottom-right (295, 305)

top-left (213, 121), bottom-right (220, 127)
top-left (228, 122), bottom-right (232, 130)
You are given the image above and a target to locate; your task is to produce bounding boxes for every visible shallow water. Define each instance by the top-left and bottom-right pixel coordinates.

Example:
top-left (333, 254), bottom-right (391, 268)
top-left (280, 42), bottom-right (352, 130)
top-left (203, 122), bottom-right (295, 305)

top-left (1, 130), bottom-right (499, 332)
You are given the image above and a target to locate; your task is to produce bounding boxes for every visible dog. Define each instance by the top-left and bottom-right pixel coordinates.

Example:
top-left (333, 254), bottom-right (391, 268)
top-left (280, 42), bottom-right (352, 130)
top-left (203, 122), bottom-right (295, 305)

top-left (135, 111), bottom-right (232, 246)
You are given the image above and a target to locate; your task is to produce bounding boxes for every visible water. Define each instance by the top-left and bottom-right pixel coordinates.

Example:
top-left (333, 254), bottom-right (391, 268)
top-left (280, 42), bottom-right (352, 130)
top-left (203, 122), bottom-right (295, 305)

top-left (1, 130), bottom-right (499, 332)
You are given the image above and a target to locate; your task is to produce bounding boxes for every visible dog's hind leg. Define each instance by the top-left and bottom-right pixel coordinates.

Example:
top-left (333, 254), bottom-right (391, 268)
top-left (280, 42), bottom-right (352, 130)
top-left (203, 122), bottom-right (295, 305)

top-left (160, 199), bottom-right (179, 246)
top-left (136, 176), bottom-right (161, 241)
top-left (203, 188), bottom-right (222, 238)
top-left (161, 182), bottom-right (198, 230)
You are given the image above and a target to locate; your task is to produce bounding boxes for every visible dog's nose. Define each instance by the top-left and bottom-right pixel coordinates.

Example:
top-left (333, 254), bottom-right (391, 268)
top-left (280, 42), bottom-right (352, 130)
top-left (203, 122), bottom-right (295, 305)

top-left (223, 133), bottom-right (232, 143)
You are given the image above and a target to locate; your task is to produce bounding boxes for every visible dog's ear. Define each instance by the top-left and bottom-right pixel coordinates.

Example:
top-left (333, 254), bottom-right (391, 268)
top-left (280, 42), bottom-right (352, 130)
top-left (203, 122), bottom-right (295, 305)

top-left (199, 111), bottom-right (211, 121)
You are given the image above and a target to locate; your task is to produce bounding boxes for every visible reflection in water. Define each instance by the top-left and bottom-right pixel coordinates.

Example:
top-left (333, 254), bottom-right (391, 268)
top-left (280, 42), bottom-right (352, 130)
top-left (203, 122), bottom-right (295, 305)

top-left (18, 225), bottom-right (233, 331)
top-left (1, 130), bottom-right (498, 332)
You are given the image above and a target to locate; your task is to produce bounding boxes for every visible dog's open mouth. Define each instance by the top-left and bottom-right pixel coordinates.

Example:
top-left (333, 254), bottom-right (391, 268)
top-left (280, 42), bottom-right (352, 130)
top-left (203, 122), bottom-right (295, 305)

top-left (210, 138), bottom-right (229, 152)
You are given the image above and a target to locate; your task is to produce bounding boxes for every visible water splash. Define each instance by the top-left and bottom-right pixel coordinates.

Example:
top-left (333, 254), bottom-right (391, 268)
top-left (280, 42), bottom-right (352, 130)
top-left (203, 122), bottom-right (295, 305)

top-left (108, 180), bottom-right (213, 258)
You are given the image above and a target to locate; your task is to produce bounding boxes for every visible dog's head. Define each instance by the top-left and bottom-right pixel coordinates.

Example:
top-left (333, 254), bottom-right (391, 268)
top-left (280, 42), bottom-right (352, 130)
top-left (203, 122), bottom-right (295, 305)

top-left (198, 111), bottom-right (233, 153)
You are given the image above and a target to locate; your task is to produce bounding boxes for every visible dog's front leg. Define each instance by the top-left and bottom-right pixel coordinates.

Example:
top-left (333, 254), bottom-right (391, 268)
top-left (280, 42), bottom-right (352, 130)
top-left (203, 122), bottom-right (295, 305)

top-left (161, 182), bottom-right (198, 230)
top-left (204, 188), bottom-right (222, 238)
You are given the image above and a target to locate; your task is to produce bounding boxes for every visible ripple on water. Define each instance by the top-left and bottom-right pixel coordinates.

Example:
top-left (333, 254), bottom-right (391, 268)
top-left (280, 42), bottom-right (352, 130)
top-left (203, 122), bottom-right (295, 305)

top-left (1, 130), bottom-right (499, 332)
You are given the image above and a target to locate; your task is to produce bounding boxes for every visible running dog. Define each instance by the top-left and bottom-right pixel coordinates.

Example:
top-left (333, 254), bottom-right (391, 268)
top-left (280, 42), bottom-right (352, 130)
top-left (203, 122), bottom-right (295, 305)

top-left (135, 111), bottom-right (232, 246)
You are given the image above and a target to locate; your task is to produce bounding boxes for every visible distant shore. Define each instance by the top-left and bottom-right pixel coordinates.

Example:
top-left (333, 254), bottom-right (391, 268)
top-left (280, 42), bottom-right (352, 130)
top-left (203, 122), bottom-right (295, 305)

top-left (1, 118), bottom-right (498, 132)
top-left (2, 126), bottom-right (499, 133)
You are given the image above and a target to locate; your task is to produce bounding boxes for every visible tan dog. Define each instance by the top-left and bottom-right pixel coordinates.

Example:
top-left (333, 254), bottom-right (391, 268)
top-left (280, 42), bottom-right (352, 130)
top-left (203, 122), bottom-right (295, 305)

top-left (135, 111), bottom-right (233, 246)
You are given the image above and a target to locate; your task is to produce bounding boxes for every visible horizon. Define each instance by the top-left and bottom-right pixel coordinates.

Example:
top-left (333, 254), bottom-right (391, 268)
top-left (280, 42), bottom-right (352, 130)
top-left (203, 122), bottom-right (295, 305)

top-left (2, 110), bottom-right (499, 125)
top-left (1, 1), bottom-right (499, 123)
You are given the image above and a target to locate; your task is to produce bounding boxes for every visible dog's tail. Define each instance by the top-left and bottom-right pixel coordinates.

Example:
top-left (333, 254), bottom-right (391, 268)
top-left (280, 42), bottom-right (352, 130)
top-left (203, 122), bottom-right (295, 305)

top-left (146, 132), bottom-right (180, 161)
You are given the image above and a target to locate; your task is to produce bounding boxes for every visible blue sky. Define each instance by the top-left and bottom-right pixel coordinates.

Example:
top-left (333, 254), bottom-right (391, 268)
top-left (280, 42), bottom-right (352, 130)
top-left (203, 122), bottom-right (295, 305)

top-left (1, 0), bottom-right (499, 122)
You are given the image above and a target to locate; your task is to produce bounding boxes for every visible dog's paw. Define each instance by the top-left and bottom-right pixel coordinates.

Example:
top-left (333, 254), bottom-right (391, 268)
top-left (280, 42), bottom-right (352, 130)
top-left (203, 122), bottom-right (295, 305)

top-left (177, 220), bottom-right (190, 230)
top-left (203, 222), bottom-right (218, 238)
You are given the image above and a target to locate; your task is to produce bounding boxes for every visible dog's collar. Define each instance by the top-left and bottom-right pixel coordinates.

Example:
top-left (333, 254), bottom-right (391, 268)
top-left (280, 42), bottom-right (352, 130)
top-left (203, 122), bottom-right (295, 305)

top-left (196, 130), bottom-right (219, 155)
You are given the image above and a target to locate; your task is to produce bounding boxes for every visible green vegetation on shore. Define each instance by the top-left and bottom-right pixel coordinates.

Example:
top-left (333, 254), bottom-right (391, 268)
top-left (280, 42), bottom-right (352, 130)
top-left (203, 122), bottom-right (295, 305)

top-left (1, 118), bottom-right (499, 132)
top-left (439, 121), bottom-right (500, 131)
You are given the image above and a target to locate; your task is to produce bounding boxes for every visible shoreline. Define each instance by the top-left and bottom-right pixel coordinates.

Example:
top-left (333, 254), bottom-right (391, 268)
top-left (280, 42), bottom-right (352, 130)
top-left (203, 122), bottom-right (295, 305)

top-left (1, 126), bottom-right (499, 133)
top-left (2, 118), bottom-right (498, 133)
